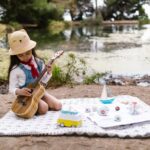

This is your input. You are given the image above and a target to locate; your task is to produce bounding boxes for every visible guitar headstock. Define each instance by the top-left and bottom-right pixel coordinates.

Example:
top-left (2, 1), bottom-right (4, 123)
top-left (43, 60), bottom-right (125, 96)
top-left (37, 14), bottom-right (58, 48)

top-left (51, 50), bottom-right (64, 60)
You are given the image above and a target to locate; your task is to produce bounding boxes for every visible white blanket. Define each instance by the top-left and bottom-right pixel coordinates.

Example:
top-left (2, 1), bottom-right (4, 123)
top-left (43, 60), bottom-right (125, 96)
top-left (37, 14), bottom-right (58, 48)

top-left (0, 95), bottom-right (150, 138)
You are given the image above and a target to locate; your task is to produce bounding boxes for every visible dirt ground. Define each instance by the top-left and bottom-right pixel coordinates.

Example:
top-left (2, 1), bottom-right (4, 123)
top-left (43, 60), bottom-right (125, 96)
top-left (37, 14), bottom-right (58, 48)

top-left (0, 84), bottom-right (150, 150)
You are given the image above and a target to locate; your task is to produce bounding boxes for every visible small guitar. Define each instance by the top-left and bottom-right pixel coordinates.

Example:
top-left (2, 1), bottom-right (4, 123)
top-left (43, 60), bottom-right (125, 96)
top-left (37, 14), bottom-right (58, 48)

top-left (11, 50), bottom-right (64, 119)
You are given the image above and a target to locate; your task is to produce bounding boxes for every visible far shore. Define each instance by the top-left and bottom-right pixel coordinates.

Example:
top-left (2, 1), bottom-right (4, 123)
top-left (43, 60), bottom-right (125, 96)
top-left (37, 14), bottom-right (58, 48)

top-left (102, 20), bottom-right (139, 25)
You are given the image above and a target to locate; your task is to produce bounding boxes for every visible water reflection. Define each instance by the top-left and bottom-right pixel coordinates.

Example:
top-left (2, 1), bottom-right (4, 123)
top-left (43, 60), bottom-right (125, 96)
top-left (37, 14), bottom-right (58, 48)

top-left (0, 24), bottom-right (139, 52)
top-left (89, 38), bottom-right (104, 52)
top-left (141, 24), bottom-right (150, 44)
top-left (1, 24), bottom-right (150, 76)
top-left (63, 29), bottom-right (72, 41)
top-left (60, 24), bottom-right (139, 52)
top-left (103, 24), bottom-right (139, 33)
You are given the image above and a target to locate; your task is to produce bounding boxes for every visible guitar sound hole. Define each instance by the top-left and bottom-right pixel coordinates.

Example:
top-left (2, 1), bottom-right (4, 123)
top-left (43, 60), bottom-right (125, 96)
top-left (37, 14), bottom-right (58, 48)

top-left (17, 96), bottom-right (27, 106)
top-left (22, 100), bottom-right (26, 106)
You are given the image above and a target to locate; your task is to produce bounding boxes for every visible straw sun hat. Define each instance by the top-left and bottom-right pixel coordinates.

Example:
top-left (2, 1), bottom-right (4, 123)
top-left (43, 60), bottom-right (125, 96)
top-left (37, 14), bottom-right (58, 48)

top-left (8, 29), bottom-right (36, 55)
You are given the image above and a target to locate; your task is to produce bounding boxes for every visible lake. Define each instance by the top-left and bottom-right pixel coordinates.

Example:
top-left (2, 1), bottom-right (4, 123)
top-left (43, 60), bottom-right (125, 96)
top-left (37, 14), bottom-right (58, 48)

top-left (1, 24), bottom-right (150, 76)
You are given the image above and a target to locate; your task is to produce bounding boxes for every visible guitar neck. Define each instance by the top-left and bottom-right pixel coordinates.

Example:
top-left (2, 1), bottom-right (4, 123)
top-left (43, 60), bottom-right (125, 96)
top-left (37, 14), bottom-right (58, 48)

top-left (30, 50), bottom-right (63, 88)
top-left (32, 58), bottom-right (55, 88)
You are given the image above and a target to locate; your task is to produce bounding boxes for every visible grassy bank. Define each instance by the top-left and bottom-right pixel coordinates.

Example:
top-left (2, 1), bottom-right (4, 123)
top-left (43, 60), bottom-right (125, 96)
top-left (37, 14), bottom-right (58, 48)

top-left (0, 48), bottom-right (104, 87)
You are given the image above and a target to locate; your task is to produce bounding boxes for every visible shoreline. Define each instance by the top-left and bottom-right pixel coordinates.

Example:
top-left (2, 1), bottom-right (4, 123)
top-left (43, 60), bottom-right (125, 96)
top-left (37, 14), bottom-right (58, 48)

top-left (102, 20), bottom-right (139, 26)
top-left (1, 73), bottom-right (150, 95)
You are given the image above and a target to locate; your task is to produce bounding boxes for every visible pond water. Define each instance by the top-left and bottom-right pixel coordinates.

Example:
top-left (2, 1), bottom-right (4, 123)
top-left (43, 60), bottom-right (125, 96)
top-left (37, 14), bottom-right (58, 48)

top-left (27, 24), bottom-right (141, 52)
top-left (1, 24), bottom-right (150, 76)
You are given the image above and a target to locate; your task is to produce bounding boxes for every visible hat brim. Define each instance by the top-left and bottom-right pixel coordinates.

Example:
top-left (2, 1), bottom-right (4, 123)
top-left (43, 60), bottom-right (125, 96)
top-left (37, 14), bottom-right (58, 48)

top-left (9, 40), bottom-right (36, 55)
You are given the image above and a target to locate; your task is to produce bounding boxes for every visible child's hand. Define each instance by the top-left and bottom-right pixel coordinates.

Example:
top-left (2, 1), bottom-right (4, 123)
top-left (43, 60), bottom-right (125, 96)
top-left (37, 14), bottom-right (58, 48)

top-left (16, 88), bottom-right (32, 96)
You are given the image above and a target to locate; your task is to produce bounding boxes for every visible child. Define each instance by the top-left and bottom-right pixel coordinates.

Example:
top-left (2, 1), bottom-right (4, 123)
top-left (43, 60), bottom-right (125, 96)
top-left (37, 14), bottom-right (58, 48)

top-left (7, 29), bottom-right (62, 115)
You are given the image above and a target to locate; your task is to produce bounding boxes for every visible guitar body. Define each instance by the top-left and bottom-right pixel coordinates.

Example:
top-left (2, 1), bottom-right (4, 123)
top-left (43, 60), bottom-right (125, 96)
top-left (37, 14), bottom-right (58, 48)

top-left (11, 83), bottom-right (45, 119)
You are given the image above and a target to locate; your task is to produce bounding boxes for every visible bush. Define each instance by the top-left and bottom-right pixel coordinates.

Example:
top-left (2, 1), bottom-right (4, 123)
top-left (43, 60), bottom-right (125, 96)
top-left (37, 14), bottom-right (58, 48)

top-left (47, 53), bottom-right (87, 87)
top-left (47, 65), bottom-right (66, 87)
top-left (84, 73), bottom-right (106, 84)
top-left (48, 20), bottom-right (65, 35)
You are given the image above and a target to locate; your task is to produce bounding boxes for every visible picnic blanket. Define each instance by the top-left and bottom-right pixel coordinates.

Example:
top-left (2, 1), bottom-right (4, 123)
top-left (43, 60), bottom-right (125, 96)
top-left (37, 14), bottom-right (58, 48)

top-left (0, 95), bottom-right (150, 138)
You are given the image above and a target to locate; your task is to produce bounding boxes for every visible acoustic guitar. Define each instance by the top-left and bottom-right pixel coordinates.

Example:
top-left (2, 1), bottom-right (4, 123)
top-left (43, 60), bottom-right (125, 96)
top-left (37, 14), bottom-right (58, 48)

top-left (11, 50), bottom-right (64, 119)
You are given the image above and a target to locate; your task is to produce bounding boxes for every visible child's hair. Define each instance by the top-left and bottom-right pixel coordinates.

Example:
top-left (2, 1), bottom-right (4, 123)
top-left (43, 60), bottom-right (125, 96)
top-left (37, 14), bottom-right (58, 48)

top-left (7, 49), bottom-right (41, 80)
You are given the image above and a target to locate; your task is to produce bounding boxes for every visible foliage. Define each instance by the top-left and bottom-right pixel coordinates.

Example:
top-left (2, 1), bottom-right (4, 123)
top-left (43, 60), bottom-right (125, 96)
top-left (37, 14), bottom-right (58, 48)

top-left (0, 0), bottom-right (148, 29)
top-left (0, 0), bottom-right (63, 27)
top-left (101, 0), bottom-right (147, 20)
top-left (0, 0), bottom-right (36, 23)
top-left (69, 0), bottom-right (95, 21)
top-left (8, 22), bottom-right (23, 30)
top-left (35, 3), bottom-right (63, 28)
top-left (63, 53), bottom-right (86, 83)
top-left (47, 52), bottom-right (87, 87)
top-left (48, 20), bottom-right (65, 35)
top-left (47, 65), bottom-right (66, 87)
top-left (83, 72), bottom-right (106, 84)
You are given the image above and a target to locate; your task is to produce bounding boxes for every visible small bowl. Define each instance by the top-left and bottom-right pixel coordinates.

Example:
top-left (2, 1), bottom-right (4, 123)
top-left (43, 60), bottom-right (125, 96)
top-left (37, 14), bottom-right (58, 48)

top-left (100, 98), bottom-right (115, 104)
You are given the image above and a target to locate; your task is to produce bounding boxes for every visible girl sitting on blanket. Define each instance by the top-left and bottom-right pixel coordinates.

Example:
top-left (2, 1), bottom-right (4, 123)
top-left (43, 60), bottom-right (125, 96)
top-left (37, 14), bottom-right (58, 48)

top-left (7, 29), bottom-right (62, 115)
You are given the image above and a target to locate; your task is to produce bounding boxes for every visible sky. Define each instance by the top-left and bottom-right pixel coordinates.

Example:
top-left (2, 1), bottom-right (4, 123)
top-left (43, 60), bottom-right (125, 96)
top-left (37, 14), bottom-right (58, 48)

top-left (91, 0), bottom-right (105, 8)
top-left (143, 4), bottom-right (150, 19)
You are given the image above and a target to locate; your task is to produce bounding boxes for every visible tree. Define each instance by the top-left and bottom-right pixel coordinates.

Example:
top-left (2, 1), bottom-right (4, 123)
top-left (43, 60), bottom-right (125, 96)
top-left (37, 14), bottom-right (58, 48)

top-left (0, 0), bottom-right (36, 23)
top-left (101, 0), bottom-right (147, 20)
top-left (69, 0), bottom-right (94, 20)
top-left (0, 0), bottom-right (62, 27)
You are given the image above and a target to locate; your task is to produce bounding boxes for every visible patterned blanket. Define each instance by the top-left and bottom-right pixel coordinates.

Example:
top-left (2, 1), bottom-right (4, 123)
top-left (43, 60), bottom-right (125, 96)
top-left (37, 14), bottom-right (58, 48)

top-left (0, 95), bottom-right (150, 138)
